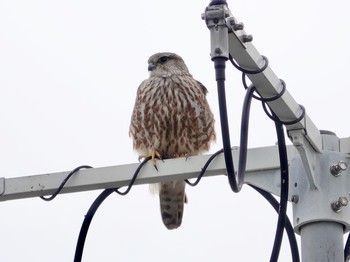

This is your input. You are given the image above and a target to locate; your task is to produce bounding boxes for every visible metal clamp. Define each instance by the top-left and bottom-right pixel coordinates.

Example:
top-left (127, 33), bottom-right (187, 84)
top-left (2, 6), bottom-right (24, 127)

top-left (202, 4), bottom-right (230, 60)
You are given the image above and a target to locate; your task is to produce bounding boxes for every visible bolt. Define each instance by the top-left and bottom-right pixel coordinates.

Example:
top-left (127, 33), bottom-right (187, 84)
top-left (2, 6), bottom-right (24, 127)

top-left (330, 161), bottom-right (347, 176)
top-left (233, 22), bottom-right (244, 31)
top-left (331, 196), bottom-right (348, 212)
top-left (291, 195), bottom-right (299, 204)
top-left (228, 18), bottom-right (235, 26)
top-left (242, 34), bottom-right (253, 43)
top-left (214, 48), bottom-right (222, 55)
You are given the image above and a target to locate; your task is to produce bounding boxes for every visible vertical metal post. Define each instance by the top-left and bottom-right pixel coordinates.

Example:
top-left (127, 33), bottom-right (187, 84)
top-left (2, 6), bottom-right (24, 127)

top-left (300, 222), bottom-right (344, 261)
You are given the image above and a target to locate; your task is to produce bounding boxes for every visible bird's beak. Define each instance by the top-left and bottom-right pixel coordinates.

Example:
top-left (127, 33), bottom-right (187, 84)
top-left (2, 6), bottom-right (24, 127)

top-left (148, 63), bottom-right (156, 72)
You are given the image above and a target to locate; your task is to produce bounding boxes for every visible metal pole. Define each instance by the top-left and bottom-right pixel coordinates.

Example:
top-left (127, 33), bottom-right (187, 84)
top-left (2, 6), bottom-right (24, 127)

top-left (300, 222), bottom-right (344, 261)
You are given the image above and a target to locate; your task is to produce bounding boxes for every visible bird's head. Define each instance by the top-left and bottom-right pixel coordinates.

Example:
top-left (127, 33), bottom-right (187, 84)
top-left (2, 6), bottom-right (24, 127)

top-left (147, 52), bottom-right (190, 77)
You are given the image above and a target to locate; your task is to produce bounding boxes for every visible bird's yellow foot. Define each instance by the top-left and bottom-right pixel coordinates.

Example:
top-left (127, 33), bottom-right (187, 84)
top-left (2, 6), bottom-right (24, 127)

top-left (139, 150), bottom-right (162, 171)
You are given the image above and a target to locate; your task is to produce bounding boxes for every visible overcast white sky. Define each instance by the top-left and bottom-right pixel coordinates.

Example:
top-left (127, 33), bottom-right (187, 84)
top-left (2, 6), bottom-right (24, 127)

top-left (1, 0), bottom-right (350, 261)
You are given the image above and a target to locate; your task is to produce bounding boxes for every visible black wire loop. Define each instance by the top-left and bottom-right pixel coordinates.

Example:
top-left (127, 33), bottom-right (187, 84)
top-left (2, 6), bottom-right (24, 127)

top-left (229, 54), bottom-right (269, 74)
top-left (262, 103), bottom-right (306, 125)
top-left (243, 76), bottom-right (286, 102)
top-left (40, 165), bottom-right (93, 201)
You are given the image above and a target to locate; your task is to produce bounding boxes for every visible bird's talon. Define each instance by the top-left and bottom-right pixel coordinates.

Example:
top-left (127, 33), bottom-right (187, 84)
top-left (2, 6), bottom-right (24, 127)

top-left (184, 153), bottom-right (189, 161)
top-left (174, 153), bottom-right (189, 160)
top-left (139, 150), bottom-right (162, 171)
top-left (154, 164), bottom-right (159, 171)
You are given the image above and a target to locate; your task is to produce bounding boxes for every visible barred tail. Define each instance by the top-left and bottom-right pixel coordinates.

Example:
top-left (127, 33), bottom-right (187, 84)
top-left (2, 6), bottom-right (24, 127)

top-left (159, 181), bottom-right (187, 230)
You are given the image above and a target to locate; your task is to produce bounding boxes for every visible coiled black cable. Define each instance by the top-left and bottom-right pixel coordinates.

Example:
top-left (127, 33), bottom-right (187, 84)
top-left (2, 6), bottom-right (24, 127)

top-left (185, 148), bottom-right (224, 186)
top-left (227, 54), bottom-right (299, 261)
top-left (40, 165), bottom-right (93, 201)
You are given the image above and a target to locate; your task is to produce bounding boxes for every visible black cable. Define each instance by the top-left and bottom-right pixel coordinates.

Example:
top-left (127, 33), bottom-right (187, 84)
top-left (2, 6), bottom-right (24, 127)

top-left (236, 84), bottom-right (255, 178)
top-left (240, 65), bottom-right (292, 260)
top-left (242, 76), bottom-right (286, 102)
top-left (250, 185), bottom-right (300, 262)
top-left (270, 120), bottom-right (289, 262)
top-left (73, 156), bottom-right (151, 262)
top-left (212, 54), bottom-right (271, 192)
top-left (185, 149), bottom-right (224, 186)
top-left (229, 52), bottom-right (298, 260)
top-left (241, 83), bottom-right (293, 261)
top-left (262, 102), bottom-right (306, 126)
top-left (209, 0), bottom-right (228, 6)
top-left (344, 233), bottom-right (350, 261)
top-left (229, 54), bottom-right (269, 74)
top-left (214, 57), bottom-right (241, 192)
top-left (74, 188), bottom-right (115, 262)
top-left (115, 156), bottom-right (151, 195)
top-left (40, 165), bottom-right (93, 201)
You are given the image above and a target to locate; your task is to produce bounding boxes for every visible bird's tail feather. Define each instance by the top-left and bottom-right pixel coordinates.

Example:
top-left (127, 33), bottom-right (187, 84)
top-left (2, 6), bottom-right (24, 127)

top-left (159, 181), bottom-right (187, 230)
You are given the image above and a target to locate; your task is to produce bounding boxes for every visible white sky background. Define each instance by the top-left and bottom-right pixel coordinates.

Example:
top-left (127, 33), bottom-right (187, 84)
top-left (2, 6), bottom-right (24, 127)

top-left (0, 0), bottom-right (350, 261)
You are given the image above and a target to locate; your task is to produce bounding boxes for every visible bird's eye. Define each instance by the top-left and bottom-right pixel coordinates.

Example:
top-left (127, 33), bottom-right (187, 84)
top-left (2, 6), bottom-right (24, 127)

top-left (159, 56), bottom-right (169, 63)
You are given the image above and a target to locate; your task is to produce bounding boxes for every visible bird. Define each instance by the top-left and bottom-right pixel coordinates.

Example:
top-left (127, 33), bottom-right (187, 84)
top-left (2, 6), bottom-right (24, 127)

top-left (129, 52), bottom-right (216, 230)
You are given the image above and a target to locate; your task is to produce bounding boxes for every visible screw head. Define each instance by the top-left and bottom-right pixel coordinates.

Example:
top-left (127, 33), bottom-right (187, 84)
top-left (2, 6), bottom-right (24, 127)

top-left (339, 161), bottom-right (348, 171)
top-left (339, 196), bottom-right (348, 206)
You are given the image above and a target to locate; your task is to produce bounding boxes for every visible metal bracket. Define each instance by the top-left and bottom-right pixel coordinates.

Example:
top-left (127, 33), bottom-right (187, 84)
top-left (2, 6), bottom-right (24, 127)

top-left (202, 4), bottom-right (230, 59)
top-left (288, 129), bottom-right (319, 190)
top-left (290, 149), bottom-right (350, 234)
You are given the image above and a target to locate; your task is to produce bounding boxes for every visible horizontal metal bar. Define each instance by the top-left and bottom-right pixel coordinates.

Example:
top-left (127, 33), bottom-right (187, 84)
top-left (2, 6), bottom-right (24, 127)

top-left (0, 146), bottom-right (297, 202)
